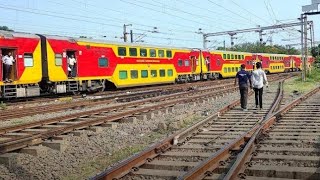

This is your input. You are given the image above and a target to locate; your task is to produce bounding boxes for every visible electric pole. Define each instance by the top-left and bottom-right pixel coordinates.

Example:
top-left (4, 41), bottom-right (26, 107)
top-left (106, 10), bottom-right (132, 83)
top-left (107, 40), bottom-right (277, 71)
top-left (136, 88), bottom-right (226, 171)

top-left (304, 15), bottom-right (308, 81)
top-left (123, 24), bottom-right (132, 42)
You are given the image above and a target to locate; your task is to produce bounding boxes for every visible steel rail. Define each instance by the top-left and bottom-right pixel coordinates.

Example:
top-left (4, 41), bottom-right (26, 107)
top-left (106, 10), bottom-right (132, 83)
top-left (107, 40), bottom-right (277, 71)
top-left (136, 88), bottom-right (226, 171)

top-left (223, 85), bottom-right (320, 180)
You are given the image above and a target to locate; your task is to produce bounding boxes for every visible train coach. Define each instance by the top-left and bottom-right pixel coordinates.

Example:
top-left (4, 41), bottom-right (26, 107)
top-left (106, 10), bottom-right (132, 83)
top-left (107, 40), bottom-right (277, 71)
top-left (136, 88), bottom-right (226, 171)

top-left (0, 30), bottom-right (314, 98)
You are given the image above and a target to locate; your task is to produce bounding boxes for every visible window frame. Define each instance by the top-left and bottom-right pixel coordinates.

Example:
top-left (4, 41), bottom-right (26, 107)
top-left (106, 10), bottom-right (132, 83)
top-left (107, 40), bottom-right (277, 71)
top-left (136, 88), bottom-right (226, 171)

top-left (167, 69), bottom-right (173, 77)
top-left (129, 47), bottom-right (137, 57)
top-left (158, 50), bottom-right (165, 57)
top-left (24, 53), bottom-right (34, 67)
top-left (98, 57), bottom-right (108, 67)
top-left (118, 47), bottom-right (127, 56)
top-left (178, 59), bottom-right (183, 66)
top-left (151, 70), bottom-right (157, 77)
top-left (130, 70), bottom-right (138, 79)
top-left (119, 70), bottom-right (128, 79)
top-left (140, 48), bottom-right (147, 57)
top-left (55, 54), bottom-right (63, 66)
top-left (150, 49), bottom-right (157, 57)
top-left (184, 59), bottom-right (190, 66)
top-left (159, 69), bottom-right (166, 77)
top-left (141, 70), bottom-right (148, 78)
top-left (166, 50), bottom-right (172, 58)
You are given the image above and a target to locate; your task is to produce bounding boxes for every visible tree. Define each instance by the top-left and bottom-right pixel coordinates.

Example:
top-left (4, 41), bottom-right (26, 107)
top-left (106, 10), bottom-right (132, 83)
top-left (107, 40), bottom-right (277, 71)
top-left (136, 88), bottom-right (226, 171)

top-left (216, 41), bottom-right (299, 55)
top-left (0, 26), bottom-right (14, 32)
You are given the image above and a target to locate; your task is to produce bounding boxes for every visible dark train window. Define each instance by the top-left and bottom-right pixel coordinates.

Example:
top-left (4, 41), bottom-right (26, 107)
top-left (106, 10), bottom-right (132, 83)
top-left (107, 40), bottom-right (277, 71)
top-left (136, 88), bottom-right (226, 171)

top-left (228, 67), bottom-right (231, 72)
top-left (216, 59), bottom-right (221, 66)
top-left (227, 54), bottom-right (230, 59)
top-left (24, 53), bottom-right (34, 67)
top-left (166, 50), bottom-right (172, 58)
top-left (158, 50), bottom-right (165, 57)
top-left (150, 49), bottom-right (156, 57)
top-left (55, 54), bottom-right (62, 66)
top-left (242, 55), bottom-right (244, 59)
top-left (129, 48), bottom-right (137, 56)
top-left (231, 54), bottom-right (234, 59)
top-left (168, 69), bottom-right (173, 77)
top-left (131, 70), bottom-right (138, 79)
top-left (119, 71), bottom-right (127, 79)
top-left (232, 67), bottom-right (235, 72)
top-left (238, 55), bottom-right (241, 59)
top-left (98, 57), bottom-right (108, 67)
top-left (223, 54), bottom-right (226, 59)
top-left (159, 69), bottom-right (166, 77)
top-left (178, 59), bottom-right (183, 66)
top-left (118, 47), bottom-right (126, 56)
top-left (151, 70), bottom-right (157, 77)
top-left (184, 60), bottom-right (190, 66)
top-left (140, 49), bottom-right (147, 57)
top-left (141, 70), bottom-right (148, 78)
top-left (224, 68), bottom-right (227, 73)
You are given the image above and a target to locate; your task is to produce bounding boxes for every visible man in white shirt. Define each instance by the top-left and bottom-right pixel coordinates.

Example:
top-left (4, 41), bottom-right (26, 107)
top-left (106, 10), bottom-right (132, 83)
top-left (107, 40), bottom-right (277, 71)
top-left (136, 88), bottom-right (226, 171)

top-left (251, 62), bottom-right (268, 110)
top-left (68, 55), bottom-right (76, 77)
top-left (2, 52), bottom-right (15, 82)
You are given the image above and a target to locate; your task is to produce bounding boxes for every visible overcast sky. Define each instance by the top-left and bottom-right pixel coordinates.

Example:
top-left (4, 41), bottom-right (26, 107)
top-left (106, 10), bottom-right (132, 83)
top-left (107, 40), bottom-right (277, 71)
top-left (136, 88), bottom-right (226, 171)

top-left (0, 0), bottom-right (317, 49)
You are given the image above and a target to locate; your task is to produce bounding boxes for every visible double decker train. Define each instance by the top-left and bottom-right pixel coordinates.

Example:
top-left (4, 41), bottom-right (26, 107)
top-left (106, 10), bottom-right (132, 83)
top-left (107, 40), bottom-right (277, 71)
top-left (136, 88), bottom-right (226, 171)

top-left (0, 30), bottom-right (314, 98)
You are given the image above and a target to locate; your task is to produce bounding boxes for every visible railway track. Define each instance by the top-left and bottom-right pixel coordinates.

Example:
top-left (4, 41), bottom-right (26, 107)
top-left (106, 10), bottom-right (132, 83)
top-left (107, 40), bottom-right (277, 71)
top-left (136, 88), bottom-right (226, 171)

top-left (0, 73), bottom-right (292, 121)
top-left (95, 79), bottom-right (285, 179)
top-left (224, 86), bottom-right (320, 180)
top-left (0, 80), bottom-right (244, 154)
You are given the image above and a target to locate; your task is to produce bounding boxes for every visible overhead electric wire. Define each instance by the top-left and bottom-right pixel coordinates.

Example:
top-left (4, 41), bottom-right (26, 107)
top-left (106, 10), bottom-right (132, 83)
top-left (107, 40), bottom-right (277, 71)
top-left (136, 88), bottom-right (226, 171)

top-left (207, 0), bottom-right (260, 26)
top-left (229, 0), bottom-right (273, 25)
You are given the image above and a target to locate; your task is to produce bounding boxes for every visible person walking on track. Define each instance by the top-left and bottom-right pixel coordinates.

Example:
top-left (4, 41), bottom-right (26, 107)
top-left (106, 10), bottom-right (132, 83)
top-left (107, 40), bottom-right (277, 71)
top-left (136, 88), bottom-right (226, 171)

top-left (252, 62), bottom-right (268, 110)
top-left (235, 64), bottom-right (252, 111)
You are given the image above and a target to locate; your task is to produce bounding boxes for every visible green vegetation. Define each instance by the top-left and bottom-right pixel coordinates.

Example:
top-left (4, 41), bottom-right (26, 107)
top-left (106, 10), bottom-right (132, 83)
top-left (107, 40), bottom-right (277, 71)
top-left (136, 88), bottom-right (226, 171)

top-left (217, 42), bottom-right (299, 55)
top-left (63, 145), bottom-right (145, 180)
top-left (0, 26), bottom-right (14, 32)
top-left (0, 101), bottom-right (6, 110)
top-left (285, 68), bottom-right (320, 94)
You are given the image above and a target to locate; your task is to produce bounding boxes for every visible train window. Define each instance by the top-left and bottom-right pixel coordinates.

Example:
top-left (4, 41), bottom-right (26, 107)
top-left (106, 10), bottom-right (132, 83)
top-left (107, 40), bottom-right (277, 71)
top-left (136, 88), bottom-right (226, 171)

top-left (55, 54), bottom-right (62, 66)
top-left (227, 54), bottom-right (230, 59)
top-left (150, 49), bottom-right (156, 57)
top-left (232, 67), bottom-right (235, 72)
top-left (223, 54), bottom-right (226, 59)
top-left (242, 55), bottom-right (244, 59)
top-left (231, 54), bottom-right (234, 59)
top-left (178, 59), bottom-right (183, 66)
top-left (131, 70), bottom-right (138, 79)
top-left (151, 70), bottom-right (157, 77)
top-left (129, 48), bottom-right (137, 56)
top-left (140, 48), bottom-right (147, 57)
top-left (236, 67), bottom-right (239, 72)
top-left (141, 70), bottom-right (148, 78)
top-left (228, 67), bottom-right (231, 72)
top-left (98, 57), bottom-right (108, 67)
top-left (24, 53), bottom-right (34, 67)
top-left (168, 69), bottom-right (173, 77)
top-left (238, 55), bottom-right (241, 59)
top-left (158, 50), bottom-right (165, 57)
top-left (166, 50), bottom-right (172, 58)
top-left (184, 60), bottom-right (190, 66)
top-left (224, 68), bottom-right (227, 73)
top-left (119, 71), bottom-right (127, 79)
top-left (118, 47), bottom-right (126, 56)
top-left (159, 69), bottom-right (166, 77)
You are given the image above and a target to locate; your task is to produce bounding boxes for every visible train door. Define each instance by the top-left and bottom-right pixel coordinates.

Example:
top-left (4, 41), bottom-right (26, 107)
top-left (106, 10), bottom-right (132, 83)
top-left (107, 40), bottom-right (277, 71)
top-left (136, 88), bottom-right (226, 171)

top-left (290, 57), bottom-right (294, 71)
top-left (1, 48), bottom-right (17, 82)
top-left (66, 50), bottom-right (77, 78)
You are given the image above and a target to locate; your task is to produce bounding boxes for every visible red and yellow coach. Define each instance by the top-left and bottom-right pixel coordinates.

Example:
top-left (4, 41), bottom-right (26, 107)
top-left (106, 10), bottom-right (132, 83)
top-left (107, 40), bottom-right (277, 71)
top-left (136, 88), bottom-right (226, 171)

top-left (0, 31), bottom-right (42, 98)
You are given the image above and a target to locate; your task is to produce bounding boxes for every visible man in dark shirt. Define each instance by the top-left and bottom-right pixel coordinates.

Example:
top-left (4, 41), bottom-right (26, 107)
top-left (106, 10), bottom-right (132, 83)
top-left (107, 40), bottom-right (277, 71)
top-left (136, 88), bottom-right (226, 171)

top-left (234, 64), bottom-right (252, 111)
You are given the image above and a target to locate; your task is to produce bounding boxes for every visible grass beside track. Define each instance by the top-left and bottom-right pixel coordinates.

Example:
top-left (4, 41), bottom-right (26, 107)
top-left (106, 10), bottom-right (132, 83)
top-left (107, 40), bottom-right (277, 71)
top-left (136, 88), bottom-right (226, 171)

top-left (284, 68), bottom-right (320, 95)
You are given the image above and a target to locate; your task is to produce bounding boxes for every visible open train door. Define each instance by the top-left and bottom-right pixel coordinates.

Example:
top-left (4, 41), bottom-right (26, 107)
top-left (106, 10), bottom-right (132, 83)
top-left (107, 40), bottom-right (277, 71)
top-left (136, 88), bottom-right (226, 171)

top-left (65, 50), bottom-right (78, 78)
top-left (0, 48), bottom-right (17, 82)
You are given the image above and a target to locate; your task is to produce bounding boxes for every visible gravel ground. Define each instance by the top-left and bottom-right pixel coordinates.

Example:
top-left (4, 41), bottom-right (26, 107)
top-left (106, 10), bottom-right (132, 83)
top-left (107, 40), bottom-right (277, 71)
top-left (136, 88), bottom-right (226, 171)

top-left (0, 82), bottom-right (279, 180)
